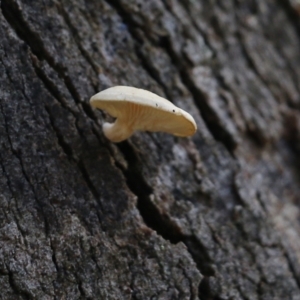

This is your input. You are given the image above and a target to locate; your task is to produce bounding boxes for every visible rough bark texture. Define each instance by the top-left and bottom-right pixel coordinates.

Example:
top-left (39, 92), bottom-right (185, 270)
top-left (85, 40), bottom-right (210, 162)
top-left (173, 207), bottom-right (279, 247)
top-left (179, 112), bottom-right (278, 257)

top-left (0, 0), bottom-right (300, 299)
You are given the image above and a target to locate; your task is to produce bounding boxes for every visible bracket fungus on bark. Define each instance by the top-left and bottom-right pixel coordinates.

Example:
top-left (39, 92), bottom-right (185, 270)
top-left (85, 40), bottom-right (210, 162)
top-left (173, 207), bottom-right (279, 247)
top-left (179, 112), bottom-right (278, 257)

top-left (90, 86), bottom-right (197, 143)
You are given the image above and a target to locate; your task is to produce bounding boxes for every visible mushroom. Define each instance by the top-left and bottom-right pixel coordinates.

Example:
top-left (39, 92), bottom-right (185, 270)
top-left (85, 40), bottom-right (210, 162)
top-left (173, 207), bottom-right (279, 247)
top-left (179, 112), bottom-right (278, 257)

top-left (90, 86), bottom-right (197, 143)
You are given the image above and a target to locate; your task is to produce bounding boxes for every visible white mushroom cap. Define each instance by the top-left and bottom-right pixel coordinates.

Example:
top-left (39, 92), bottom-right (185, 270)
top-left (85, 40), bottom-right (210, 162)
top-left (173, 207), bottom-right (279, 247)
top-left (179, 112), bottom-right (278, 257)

top-left (90, 86), bottom-right (197, 143)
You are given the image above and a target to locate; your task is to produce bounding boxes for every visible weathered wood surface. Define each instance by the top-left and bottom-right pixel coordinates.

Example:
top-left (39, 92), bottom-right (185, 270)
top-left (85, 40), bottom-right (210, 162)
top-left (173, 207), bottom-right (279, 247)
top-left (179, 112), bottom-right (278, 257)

top-left (1, 0), bottom-right (300, 299)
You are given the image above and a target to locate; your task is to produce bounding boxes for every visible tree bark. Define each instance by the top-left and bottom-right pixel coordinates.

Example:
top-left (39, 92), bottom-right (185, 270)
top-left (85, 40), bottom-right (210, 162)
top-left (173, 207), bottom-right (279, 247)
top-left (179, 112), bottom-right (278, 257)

top-left (1, 0), bottom-right (300, 299)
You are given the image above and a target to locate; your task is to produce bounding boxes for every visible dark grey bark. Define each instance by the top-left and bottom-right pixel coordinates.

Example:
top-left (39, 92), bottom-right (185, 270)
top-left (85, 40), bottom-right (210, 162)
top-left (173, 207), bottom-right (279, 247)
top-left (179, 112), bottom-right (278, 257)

top-left (0, 0), bottom-right (300, 299)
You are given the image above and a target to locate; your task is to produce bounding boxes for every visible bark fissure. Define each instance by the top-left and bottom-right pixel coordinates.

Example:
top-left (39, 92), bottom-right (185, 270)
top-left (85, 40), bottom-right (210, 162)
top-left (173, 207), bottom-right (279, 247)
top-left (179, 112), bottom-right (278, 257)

top-left (175, 65), bottom-right (237, 153)
top-left (56, 2), bottom-right (101, 78)
top-left (116, 142), bottom-right (213, 282)
top-left (49, 239), bottom-right (59, 274)
top-left (30, 54), bottom-right (79, 117)
top-left (43, 104), bottom-right (103, 213)
top-left (30, 50), bottom-right (104, 165)
top-left (44, 105), bottom-right (74, 159)
top-left (1, 0), bottom-right (96, 124)
top-left (77, 159), bottom-right (102, 206)
top-left (134, 45), bottom-right (172, 100)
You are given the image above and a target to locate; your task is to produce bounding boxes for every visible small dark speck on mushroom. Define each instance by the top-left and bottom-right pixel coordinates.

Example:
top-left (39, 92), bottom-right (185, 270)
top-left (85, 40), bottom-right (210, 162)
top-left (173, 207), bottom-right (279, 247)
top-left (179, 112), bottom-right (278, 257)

top-left (156, 103), bottom-right (158, 107)
top-left (173, 110), bottom-right (175, 112)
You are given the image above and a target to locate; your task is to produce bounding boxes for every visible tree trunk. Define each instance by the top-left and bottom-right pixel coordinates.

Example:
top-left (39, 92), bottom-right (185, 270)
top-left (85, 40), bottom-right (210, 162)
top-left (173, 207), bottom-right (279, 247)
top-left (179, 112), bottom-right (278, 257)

top-left (1, 0), bottom-right (300, 299)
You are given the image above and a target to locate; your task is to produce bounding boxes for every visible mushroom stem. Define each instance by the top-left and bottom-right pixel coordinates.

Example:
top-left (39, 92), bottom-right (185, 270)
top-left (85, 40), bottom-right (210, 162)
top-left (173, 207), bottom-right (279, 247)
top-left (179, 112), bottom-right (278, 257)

top-left (102, 119), bottom-right (133, 143)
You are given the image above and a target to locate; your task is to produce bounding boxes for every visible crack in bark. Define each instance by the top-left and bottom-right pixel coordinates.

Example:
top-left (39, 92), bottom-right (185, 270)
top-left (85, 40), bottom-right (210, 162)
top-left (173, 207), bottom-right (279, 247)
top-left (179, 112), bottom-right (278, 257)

top-left (30, 54), bottom-right (79, 116)
top-left (43, 104), bottom-right (104, 215)
top-left (55, 2), bottom-right (101, 78)
top-left (76, 159), bottom-right (103, 209)
top-left (49, 239), bottom-right (59, 275)
top-left (1, 0), bottom-right (96, 124)
top-left (44, 105), bottom-right (74, 159)
top-left (30, 51), bottom-right (103, 153)
top-left (115, 142), bottom-right (213, 280)
top-left (72, 271), bottom-right (87, 299)
top-left (30, 54), bottom-right (107, 221)
top-left (134, 45), bottom-right (172, 100)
